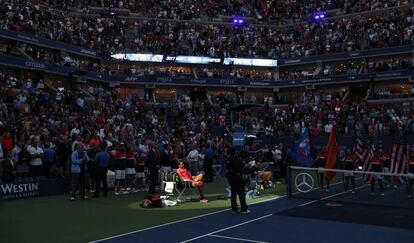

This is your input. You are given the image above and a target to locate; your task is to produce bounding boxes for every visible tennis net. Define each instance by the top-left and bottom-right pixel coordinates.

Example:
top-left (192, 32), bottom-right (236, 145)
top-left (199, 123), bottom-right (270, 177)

top-left (281, 166), bottom-right (414, 229)
top-left (286, 166), bottom-right (414, 209)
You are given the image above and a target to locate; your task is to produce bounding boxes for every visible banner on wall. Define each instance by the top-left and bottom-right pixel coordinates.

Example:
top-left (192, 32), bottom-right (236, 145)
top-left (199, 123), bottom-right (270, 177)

top-left (0, 179), bottom-right (69, 201)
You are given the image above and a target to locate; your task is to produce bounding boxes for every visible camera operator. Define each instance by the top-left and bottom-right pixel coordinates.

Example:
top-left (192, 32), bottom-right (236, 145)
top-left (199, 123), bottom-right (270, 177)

top-left (226, 148), bottom-right (250, 214)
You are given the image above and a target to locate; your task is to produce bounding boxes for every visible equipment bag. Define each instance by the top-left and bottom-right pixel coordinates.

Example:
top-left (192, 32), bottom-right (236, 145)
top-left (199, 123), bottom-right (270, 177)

top-left (164, 172), bottom-right (176, 181)
top-left (141, 194), bottom-right (163, 208)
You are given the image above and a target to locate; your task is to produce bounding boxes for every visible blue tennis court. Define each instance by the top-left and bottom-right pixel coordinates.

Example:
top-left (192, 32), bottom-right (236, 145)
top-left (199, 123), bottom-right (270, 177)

top-left (90, 181), bottom-right (414, 243)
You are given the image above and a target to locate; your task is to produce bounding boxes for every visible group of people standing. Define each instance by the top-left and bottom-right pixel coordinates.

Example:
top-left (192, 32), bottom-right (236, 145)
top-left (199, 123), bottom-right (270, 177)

top-left (68, 138), bottom-right (218, 201)
top-left (315, 147), bottom-right (414, 197)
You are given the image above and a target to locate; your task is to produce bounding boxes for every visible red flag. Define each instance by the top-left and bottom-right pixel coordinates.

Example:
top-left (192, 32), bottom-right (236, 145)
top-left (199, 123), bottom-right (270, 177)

top-left (324, 127), bottom-right (338, 182)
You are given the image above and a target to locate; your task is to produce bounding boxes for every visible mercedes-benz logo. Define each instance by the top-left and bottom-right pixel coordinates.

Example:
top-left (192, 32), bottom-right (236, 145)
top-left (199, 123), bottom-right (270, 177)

top-left (295, 172), bottom-right (314, 193)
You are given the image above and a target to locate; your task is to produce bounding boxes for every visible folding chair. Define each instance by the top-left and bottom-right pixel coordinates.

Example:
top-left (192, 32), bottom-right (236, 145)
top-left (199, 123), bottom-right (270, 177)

top-left (175, 175), bottom-right (198, 202)
top-left (162, 172), bottom-right (196, 202)
top-left (162, 172), bottom-right (178, 195)
top-left (212, 164), bottom-right (222, 178)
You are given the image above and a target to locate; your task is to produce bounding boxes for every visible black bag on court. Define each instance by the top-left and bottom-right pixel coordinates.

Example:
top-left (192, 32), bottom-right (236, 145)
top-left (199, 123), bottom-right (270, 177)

top-left (140, 194), bottom-right (162, 208)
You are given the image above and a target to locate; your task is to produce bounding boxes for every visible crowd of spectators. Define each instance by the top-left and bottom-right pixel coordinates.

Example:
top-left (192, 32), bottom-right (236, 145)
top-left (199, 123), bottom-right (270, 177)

top-left (0, 71), bottom-right (232, 196)
top-left (372, 85), bottom-right (414, 99)
top-left (1, 1), bottom-right (414, 60)
top-left (59, 0), bottom-right (413, 24)
top-left (120, 65), bottom-right (193, 78)
top-left (236, 91), bottom-right (414, 138)
top-left (196, 67), bottom-right (275, 80)
top-left (117, 54), bottom-right (413, 81)
top-left (0, 0), bottom-right (128, 56)
top-left (130, 9), bottom-right (414, 58)
top-left (343, 0), bottom-right (413, 13)
top-left (1, 69), bottom-right (414, 195)
top-left (20, 43), bottom-right (102, 72)
top-left (322, 56), bottom-right (413, 76)
top-left (279, 66), bottom-right (318, 80)
top-left (1, 0), bottom-right (414, 188)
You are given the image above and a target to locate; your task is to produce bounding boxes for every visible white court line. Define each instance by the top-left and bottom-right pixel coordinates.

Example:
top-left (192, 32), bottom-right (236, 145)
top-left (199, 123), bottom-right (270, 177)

top-left (181, 183), bottom-right (368, 243)
top-left (209, 234), bottom-right (269, 243)
top-left (180, 214), bottom-right (274, 243)
top-left (92, 177), bottom-right (356, 242)
top-left (90, 196), bottom-right (280, 243)
top-left (298, 184), bottom-right (367, 207)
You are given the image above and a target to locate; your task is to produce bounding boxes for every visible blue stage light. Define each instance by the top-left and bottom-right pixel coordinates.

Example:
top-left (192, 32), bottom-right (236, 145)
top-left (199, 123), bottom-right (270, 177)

top-left (232, 18), bottom-right (245, 25)
top-left (313, 12), bottom-right (327, 21)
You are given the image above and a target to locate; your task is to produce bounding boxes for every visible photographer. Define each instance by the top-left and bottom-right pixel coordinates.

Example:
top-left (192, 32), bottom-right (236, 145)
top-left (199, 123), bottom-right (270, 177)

top-left (70, 143), bottom-right (89, 201)
top-left (226, 148), bottom-right (250, 214)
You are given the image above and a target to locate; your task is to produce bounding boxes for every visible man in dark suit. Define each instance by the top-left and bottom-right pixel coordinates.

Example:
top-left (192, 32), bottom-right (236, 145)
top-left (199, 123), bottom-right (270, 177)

top-left (2, 151), bottom-right (16, 182)
top-left (226, 148), bottom-right (249, 214)
top-left (146, 142), bottom-right (160, 193)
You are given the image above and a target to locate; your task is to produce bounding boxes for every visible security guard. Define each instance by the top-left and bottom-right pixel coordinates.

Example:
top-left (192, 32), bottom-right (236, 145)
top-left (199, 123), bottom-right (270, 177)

top-left (226, 148), bottom-right (250, 214)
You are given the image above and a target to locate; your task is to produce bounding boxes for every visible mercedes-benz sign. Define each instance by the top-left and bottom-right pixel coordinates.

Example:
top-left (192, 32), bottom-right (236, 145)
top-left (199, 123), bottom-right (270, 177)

top-left (294, 173), bottom-right (314, 193)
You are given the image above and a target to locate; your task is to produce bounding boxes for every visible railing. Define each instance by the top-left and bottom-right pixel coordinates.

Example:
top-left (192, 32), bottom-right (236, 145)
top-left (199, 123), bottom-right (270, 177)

top-left (2, 28), bottom-right (414, 67)
top-left (0, 54), bottom-right (413, 88)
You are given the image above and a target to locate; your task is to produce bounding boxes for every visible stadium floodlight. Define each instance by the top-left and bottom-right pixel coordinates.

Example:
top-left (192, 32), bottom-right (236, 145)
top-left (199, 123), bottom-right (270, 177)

top-left (232, 18), bottom-right (245, 25)
top-left (313, 12), bottom-right (327, 21)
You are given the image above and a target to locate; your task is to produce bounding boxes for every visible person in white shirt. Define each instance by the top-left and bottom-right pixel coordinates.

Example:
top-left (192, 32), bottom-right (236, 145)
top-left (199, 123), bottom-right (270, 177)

top-left (76, 97), bottom-right (84, 109)
top-left (187, 146), bottom-right (200, 175)
top-left (273, 146), bottom-right (282, 163)
top-left (70, 125), bottom-right (81, 139)
top-left (14, 141), bottom-right (30, 179)
top-left (273, 146), bottom-right (283, 182)
top-left (26, 137), bottom-right (44, 178)
top-left (71, 135), bottom-right (84, 152)
top-left (324, 123), bottom-right (333, 134)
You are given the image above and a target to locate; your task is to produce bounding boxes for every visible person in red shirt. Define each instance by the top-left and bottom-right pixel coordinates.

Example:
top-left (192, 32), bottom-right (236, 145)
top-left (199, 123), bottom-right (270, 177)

top-left (2, 132), bottom-right (13, 153)
top-left (113, 143), bottom-right (127, 195)
top-left (343, 148), bottom-right (358, 193)
top-left (370, 152), bottom-right (384, 196)
top-left (125, 146), bottom-right (137, 193)
top-left (176, 160), bottom-right (208, 202)
top-left (88, 135), bottom-right (101, 147)
top-left (134, 153), bottom-right (147, 191)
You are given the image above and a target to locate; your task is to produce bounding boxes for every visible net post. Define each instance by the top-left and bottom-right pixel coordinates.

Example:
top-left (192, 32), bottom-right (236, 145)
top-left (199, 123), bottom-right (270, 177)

top-left (286, 165), bottom-right (292, 198)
